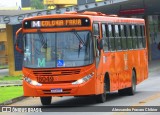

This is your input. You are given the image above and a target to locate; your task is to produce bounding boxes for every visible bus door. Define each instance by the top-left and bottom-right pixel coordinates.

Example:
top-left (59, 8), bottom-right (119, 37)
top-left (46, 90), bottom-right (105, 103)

top-left (93, 23), bottom-right (104, 93)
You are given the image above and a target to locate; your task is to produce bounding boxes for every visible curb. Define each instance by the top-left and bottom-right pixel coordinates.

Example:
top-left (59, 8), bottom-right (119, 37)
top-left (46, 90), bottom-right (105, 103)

top-left (0, 84), bottom-right (22, 87)
top-left (0, 80), bottom-right (22, 84)
top-left (0, 96), bottom-right (28, 105)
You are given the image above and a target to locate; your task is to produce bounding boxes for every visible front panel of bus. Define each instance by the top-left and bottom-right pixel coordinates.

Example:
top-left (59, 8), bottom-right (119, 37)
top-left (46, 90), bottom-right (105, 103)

top-left (21, 15), bottom-right (101, 97)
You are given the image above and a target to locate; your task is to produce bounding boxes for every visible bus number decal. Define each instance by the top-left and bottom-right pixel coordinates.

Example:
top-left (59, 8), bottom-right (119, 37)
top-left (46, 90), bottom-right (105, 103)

top-left (37, 76), bottom-right (54, 83)
top-left (38, 58), bottom-right (46, 67)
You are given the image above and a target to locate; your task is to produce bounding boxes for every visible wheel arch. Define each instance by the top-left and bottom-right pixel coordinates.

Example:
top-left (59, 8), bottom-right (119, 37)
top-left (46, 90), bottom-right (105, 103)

top-left (104, 72), bottom-right (110, 92)
top-left (132, 67), bottom-right (137, 84)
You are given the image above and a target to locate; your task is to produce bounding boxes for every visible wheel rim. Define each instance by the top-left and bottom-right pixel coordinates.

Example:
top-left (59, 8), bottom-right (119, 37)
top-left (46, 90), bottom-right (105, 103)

top-left (132, 72), bottom-right (136, 92)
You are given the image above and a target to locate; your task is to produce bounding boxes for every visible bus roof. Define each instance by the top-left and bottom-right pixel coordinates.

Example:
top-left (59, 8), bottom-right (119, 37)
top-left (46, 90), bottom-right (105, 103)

top-left (23, 11), bottom-right (145, 25)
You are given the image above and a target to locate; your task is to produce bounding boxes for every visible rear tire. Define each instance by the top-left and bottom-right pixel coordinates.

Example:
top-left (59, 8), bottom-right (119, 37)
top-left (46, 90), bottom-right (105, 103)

top-left (126, 70), bottom-right (136, 95)
top-left (40, 96), bottom-right (52, 105)
top-left (96, 82), bottom-right (106, 103)
top-left (118, 70), bottom-right (136, 95)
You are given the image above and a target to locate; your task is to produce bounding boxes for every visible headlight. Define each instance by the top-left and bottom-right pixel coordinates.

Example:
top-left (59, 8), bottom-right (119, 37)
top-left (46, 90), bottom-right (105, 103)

top-left (24, 76), bottom-right (42, 86)
top-left (72, 72), bottom-right (94, 85)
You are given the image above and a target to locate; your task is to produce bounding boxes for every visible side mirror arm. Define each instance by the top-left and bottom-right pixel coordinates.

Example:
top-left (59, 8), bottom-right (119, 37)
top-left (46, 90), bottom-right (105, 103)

top-left (15, 28), bottom-right (24, 53)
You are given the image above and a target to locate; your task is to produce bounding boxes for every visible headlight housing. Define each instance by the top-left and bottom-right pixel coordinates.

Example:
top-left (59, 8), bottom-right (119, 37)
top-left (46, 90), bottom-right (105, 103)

top-left (72, 72), bottom-right (94, 85)
top-left (24, 76), bottom-right (42, 86)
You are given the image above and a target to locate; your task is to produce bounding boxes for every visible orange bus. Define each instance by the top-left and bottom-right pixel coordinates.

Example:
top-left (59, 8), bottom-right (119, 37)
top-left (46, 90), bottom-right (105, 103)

top-left (15, 11), bottom-right (148, 105)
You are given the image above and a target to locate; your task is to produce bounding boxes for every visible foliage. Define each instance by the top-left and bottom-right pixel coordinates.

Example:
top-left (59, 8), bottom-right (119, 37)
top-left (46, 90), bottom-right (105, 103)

top-left (0, 65), bottom-right (8, 69)
top-left (30, 0), bottom-right (46, 9)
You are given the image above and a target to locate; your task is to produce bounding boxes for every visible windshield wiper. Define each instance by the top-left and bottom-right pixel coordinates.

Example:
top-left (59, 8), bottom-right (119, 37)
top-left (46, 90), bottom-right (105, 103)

top-left (37, 30), bottom-right (47, 49)
top-left (72, 30), bottom-right (86, 57)
top-left (73, 30), bottom-right (85, 46)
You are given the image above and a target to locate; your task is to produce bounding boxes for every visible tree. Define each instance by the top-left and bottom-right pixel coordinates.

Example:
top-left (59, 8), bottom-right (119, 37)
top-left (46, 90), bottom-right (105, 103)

top-left (30, 0), bottom-right (46, 9)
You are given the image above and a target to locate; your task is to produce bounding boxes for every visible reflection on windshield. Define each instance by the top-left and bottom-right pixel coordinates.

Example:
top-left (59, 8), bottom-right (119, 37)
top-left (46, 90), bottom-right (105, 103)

top-left (23, 31), bottom-right (94, 68)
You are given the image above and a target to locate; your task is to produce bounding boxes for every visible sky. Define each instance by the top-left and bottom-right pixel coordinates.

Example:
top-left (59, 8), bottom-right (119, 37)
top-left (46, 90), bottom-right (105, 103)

top-left (0, 0), bottom-right (21, 9)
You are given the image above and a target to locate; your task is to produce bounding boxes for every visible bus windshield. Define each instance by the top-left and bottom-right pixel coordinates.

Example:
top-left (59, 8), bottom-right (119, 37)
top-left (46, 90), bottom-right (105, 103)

top-left (23, 31), bottom-right (94, 68)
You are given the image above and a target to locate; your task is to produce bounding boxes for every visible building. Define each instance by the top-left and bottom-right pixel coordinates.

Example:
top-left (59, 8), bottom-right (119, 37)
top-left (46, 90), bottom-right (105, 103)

top-left (0, 24), bottom-right (8, 68)
top-left (0, 0), bottom-right (160, 75)
top-left (0, 0), bottom-right (21, 10)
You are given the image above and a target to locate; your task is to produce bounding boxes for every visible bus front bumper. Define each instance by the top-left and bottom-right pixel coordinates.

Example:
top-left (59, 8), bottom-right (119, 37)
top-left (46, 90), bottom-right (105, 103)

top-left (23, 78), bottom-right (96, 97)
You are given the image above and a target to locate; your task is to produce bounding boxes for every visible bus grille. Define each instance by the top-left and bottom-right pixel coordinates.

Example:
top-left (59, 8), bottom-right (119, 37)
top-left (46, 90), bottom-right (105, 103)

top-left (32, 69), bottom-right (81, 76)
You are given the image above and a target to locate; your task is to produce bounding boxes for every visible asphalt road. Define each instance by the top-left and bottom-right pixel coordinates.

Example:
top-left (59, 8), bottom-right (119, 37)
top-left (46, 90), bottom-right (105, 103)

top-left (8, 60), bottom-right (160, 114)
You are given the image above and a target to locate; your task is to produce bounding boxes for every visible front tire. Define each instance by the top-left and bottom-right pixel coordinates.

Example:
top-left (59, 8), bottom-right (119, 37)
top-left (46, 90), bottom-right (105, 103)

top-left (40, 96), bottom-right (52, 105)
top-left (96, 82), bottom-right (107, 103)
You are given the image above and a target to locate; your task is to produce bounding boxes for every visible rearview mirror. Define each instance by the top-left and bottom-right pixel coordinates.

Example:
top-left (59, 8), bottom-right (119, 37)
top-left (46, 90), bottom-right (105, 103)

top-left (15, 28), bottom-right (23, 53)
top-left (97, 39), bottom-right (104, 50)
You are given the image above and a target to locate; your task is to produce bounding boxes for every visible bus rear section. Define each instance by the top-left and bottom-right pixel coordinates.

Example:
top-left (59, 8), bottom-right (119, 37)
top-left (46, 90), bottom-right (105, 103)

top-left (99, 17), bottom-right (148, 95)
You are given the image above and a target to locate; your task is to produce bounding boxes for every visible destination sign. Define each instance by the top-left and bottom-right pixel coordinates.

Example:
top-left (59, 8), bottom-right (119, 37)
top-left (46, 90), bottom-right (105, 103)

top-left (23, 18), bottom-right (90, 29)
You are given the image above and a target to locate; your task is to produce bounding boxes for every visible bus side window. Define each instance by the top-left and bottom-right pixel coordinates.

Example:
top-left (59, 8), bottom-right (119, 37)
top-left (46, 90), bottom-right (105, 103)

top-left (102, 24), bottom-right (106, 37)
top-left (131, 25), bottom-right (138, 49)
top-left (136, 25), bottom-right (143, 48)
top-left (108, 24), bottom-right (115, 51)
top-left (114, 25), bottom-right (121, 50)
top-left (120, 25), bottom-right (127, 50)
top-left (135, 25), bottom-right (140, 48)
top-left (102, 24), bottom-right (109, 52)
top-left (93, 23), bottom-right (100, 36)
top-left (141, 25), bottom-right (146, 48)
top-left (127, 25), bottom-right (132, 49)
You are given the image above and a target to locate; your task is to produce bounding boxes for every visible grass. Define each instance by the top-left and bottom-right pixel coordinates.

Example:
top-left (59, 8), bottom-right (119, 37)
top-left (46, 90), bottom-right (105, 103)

top-left (0, 86), bottom-right (23, 103)
top-left (0, 65), bottom-right (8, 69)
top-left (0, 75), bottom-right (22, 81)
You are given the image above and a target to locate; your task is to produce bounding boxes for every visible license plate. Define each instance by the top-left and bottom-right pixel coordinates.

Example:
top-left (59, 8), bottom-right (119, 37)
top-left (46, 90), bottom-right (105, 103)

top-left (51, 88), bottom-right (63, 93)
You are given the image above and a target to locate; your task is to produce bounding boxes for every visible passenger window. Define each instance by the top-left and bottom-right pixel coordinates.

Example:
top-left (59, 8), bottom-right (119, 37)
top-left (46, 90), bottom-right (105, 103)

top-left (108, 24), bottom-right (115, 51)
top-left (102, 24), bottom-right (106, 37)
top-left (131, 25), bottom-right (138, 49)
top-left (120, 25), bottom-right (127, 50)
top-left (93, 23), bottom-right (100, 36)
top-left (127, 25), bottom-right (133, 49)
top-left (137, 25), bottom-right (143, 48)
top-left (108, 24), bottom-right (114, 37)
top-left (141, 25), bottom-right (146, 48)
top-left (115, 25), bottom-right (121, 50)
top-left (102, 24), bottom-right (109, 51)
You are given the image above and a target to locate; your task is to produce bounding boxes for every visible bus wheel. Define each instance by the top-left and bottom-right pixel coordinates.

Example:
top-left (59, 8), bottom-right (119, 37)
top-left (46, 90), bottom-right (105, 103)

top-left (126, 70), bottom-right (136, 95)
top-left (40, 96), bottom-right (52, 105)
top-left (118, 70), bottom-right (136, 95)
top-left (96, 82), bottom-right (106, 103)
